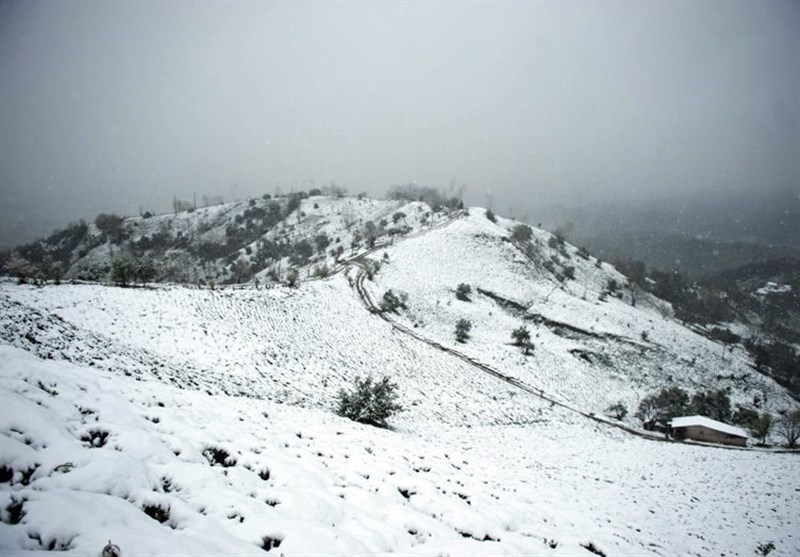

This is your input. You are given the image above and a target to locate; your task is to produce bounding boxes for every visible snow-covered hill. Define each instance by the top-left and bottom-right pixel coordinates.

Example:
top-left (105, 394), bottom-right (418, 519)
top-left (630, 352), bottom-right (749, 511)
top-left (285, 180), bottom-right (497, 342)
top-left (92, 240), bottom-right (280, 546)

top-left (362, 209), bottom-right (796, 416)
top-left (1, 199), bottom-right (799, 556)
top-left (2, 194), bottom-right (444, 286)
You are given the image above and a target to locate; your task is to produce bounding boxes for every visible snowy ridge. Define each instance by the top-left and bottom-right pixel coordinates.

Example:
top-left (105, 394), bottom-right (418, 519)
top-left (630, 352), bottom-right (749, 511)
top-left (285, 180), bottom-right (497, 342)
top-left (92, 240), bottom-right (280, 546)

top-left (27, 195), bottom-right (446, 286)
top-left (1, 200), bottom-right (799, 556)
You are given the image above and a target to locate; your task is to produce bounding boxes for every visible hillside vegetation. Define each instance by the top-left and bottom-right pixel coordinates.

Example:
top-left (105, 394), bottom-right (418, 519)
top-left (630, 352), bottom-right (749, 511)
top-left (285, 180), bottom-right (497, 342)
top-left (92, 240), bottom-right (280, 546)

top-left (1, 193), bottom-right (799, 556)
top-left (0, 192), bottom-right (450, 287)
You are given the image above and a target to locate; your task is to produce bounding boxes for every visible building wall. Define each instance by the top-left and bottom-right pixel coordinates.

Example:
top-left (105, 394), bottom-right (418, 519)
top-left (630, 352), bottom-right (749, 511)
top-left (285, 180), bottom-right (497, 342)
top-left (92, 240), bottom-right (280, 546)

top-left (678, 425), bottom-right (747, 447)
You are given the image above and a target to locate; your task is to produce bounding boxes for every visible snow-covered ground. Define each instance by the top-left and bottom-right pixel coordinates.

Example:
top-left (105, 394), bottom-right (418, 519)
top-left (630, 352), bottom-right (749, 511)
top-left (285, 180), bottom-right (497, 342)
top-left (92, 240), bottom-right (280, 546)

top-left (363, 209), bottom-right (797, 417)
top-left (0, 278), bottom-right (545, 430)
top-left (1, 206), bottom-right (799, 556)
top-left (2, 345), bottom-right (798, 556)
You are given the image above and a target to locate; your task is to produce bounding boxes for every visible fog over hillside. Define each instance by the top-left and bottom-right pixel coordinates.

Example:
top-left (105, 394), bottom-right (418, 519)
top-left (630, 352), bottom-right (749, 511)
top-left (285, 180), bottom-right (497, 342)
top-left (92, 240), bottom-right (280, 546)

top-left (1, 2), bottom-right (798, 249)
top-left (531, 186), bottom-right (800, 277)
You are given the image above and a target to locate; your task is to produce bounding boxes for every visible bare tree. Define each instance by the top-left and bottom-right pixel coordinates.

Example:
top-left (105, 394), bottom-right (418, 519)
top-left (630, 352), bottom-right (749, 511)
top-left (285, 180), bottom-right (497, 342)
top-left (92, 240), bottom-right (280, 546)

top-left (5, 257), bottom-right (34, 284)
top-left (778, 410), bottom-right (800, 448)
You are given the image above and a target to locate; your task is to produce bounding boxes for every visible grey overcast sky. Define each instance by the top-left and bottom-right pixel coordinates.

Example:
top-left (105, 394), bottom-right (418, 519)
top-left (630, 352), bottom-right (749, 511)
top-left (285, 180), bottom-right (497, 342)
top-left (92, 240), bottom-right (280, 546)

top-left (1, 1), bottom-right (798, 247)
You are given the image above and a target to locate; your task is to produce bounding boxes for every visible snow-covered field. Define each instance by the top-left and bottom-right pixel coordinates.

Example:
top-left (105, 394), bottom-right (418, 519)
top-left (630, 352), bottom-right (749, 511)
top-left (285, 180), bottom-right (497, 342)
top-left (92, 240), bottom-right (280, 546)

top-left (1, 207), bottom-right (799, 556)
top-left (0, 278), bottom-right (545, 430)
top-left (2, 345), bottom-right (798, 556)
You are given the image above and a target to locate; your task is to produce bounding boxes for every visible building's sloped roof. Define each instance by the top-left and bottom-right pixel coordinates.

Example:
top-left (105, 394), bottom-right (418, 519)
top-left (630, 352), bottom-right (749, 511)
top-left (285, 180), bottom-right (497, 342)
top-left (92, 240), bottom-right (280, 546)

top-left (670, 415), bottom-right (748, 438)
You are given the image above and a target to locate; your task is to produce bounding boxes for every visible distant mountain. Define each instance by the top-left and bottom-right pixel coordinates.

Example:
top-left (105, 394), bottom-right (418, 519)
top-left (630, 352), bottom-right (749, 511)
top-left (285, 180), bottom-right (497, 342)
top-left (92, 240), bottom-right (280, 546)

top-left (580, 230), bottom-right (797, 279)
top-left (533, 187), bottom-right (799, 277)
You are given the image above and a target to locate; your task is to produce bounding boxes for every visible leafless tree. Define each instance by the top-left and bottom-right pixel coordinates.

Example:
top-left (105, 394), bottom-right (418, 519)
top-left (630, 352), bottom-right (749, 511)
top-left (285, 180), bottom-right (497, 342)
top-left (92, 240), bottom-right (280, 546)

top-left (778, 410), bottom-right (800, 448)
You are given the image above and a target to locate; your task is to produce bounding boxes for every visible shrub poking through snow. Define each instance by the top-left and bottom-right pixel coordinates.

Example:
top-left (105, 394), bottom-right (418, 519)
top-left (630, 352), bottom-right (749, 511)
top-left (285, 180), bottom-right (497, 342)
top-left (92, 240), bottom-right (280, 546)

top-left (101, 540), bottom-right (122, 557)
top-left (511, 326), bottom-right (532, 354)
top-left (261, 535), bottom-right (283, 551)
top-left (336, 375), bottom-right (402, 428)
top-left (80, 429), bottom-right (109, 448)
top-left (312, 264), bottom-right (330, 278)
top-left (455, 283), bottom-right (471, 302)
top-left (485, 209), bottom-right (497, 223)
top-left (203, 446), bottom-right (237, 467)
top-left (455, 319), bottom-right (472, 343)
top-left (142, 503), bottom-right (170, 524)
top-left (511, 224), bottom-right (532, 243)
top-left (3, 497), bottom-right (25, 525)
top-left (756, 541), bottom-right (776, 556)
top-left (607, 402), bottom-right (628, 420)
top-left (380, 289), bottom-right (407, 314)
top-left (581, 541), bottom-right (607, 557)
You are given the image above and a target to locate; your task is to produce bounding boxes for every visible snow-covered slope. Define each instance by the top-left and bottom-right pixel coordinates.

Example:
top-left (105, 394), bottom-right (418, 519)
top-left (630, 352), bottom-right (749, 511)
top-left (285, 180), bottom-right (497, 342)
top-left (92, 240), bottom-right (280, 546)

top-left (1, 201), bottom-right (799, 556)
top-left (2, 345), bottom-right (798, 556)
top-left (4, 194), bottom-right (443, 286)
top-left (363, 209), bottom-right (797, 416)
top-left (0, 278), bottom-right (546, 430)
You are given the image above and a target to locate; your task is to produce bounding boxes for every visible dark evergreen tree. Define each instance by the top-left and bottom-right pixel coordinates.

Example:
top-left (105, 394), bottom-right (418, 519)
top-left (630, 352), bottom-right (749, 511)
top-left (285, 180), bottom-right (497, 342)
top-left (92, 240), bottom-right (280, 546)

top-left (455, 283), bottom-right (472, 302)
top-left (336, 375), bottom-right (402, 428)
top-left (689, 389), bottom-right (732, 422)
top-left (111, 254), bottom-right (137, 286)
top-left (511, 326), bottom-right (533, 354)
top-left (455, 319), bottom-right (472, 343)
top-left (636, 386), bottom-right (689, 430)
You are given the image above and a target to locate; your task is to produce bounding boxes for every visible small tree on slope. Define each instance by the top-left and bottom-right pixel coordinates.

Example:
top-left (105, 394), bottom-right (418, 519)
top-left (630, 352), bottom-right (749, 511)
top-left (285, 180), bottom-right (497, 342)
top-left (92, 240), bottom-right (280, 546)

top-left (511, 224), bottom-right (532, 243)
top-left (455, 283), bottom-right (472, 302)
top-left (749, 413), bottom-right (773, 445)
top-left (607, 402), bottom-right (628, 420)
top-left (511, 326), bottom-right (533, 354)
top-left (111, 254), bottom-right (137, 287)
top-left (635, 386), bottom-right (689, 430)
top-left (380, 289), bottom-right (407, 313)
top-left (336, 375), bottom-right (402, 428)
top-left (455, 319), bottom-right (472, 343)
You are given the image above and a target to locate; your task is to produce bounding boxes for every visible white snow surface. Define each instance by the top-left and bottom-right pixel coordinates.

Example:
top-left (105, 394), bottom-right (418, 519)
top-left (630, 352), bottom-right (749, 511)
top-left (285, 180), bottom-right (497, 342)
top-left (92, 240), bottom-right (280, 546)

top-left (363, 209), bottom-right (797, 419)
top-left (1, 206), bottom-right (799, 556)
top-left (2, 345), bottom-right (798, 556)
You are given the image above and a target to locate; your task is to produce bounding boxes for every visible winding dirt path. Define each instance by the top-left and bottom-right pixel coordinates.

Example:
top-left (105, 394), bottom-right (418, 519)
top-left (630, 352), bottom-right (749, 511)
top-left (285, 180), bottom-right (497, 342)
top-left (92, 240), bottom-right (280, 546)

top-left (346, 252), bottom-right (773, 452)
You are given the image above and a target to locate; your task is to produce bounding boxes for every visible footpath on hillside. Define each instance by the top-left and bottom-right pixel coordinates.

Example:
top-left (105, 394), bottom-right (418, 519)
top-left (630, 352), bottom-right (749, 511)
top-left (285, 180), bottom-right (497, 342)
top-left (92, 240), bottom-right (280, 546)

top-left (342, 220), bottom-right (781, 452)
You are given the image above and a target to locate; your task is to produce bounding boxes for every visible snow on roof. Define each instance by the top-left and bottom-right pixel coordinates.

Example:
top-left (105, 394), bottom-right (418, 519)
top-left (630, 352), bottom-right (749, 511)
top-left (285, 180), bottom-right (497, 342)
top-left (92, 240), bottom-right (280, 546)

top-left (670, 415), bottom-right (748, 438)
top-left (755, 282), bottom-right (791, 296)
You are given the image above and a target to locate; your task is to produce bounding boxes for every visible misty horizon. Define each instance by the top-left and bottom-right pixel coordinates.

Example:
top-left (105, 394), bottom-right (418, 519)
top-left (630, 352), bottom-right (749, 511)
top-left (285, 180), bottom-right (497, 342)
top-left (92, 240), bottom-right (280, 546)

top-left (1, 1), bottom-right (798, 249)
